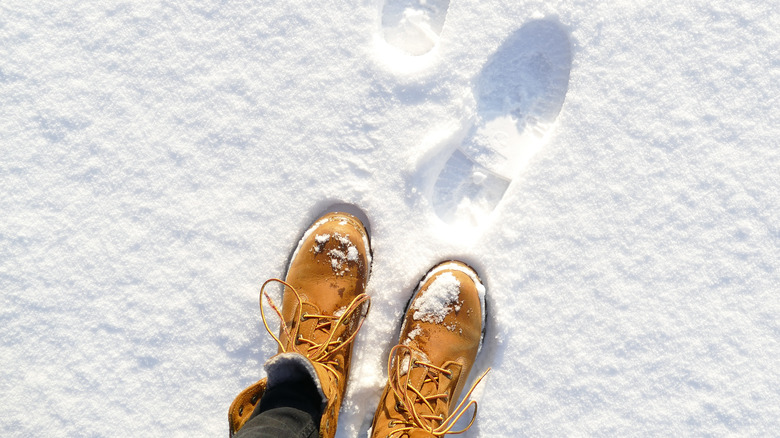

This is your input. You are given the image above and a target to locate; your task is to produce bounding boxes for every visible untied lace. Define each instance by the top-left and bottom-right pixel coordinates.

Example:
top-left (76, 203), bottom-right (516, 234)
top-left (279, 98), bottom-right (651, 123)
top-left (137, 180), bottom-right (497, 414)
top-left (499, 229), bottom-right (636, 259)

top-left (385, 344), bottom-right (490, 437)
top-left (259, 278), bottom-right (371, 380)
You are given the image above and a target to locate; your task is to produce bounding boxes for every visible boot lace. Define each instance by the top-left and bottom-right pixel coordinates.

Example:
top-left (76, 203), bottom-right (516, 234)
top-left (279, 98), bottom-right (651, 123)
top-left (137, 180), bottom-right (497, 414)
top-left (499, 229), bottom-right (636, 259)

top-left (259, 278), bottom-right (370, 381)
top-left (385, 345), bottom-right (490, 437)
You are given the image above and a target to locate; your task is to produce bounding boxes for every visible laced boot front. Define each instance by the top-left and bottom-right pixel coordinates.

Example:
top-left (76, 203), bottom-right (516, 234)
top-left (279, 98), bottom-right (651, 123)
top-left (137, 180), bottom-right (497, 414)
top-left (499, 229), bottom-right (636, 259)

top-left (229, 212), bottom-right (372, 437)
top-left (370, 261), bottom-right (489, 438)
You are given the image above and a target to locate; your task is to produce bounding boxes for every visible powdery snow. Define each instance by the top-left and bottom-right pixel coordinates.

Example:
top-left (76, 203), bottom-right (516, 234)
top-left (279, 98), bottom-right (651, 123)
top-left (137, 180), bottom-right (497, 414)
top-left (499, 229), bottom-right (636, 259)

top-left (346, 246), bottom-right (359, 262)
top-left (420, 261), bottom-right (487, 330)
top-left (329, 248), bottom-right (347, 270)
top-left (412, 271), bottom-right (462, 324)
top-left (405, 325), bottom-right (424, 345)
top-left (313, 233), bottom-right (330, 254)
top-left (324, 232), bottom-right (360, 275)
top-left (1, 0), bottom-right (779, 437)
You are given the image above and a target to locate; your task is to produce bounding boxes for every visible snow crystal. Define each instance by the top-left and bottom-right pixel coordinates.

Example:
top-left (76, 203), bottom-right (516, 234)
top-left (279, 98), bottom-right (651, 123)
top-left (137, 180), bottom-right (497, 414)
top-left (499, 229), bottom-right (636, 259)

top-left (313, 234), bottom-right (330, 253)
top-left (325, 232), bottom-right (361, 275)
top-left (420, 262), bottom-right (486, 329)
top-left (412, 271), bottom-right (462, 324)
top-left (404, 325), bottom-right (423, 345)
top-left (346, 246), bottom-right (359, 262)
top-left (334, 232), bottom-right (352, 247)
top-left (329, 248), bottom-right (347, 266)
top-left (361, 232), bottom-right (372, 268)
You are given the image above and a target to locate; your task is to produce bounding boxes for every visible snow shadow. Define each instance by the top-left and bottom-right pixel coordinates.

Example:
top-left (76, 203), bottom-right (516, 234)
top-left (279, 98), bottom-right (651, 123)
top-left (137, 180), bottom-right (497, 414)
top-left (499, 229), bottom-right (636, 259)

top-left (381, 0), bottom-right (450, 56)
top-left (474, 20), bottom-right (572, 135)
top-left (430, 19), bottom-right (572, 229)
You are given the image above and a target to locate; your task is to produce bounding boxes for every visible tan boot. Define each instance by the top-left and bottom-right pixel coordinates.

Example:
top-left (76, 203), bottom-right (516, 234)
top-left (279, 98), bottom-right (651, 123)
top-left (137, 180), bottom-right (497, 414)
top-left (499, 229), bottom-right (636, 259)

top-left (370, 261), bottom-right (489, 438)
top-left (229, 212), bottom-right (372, 437)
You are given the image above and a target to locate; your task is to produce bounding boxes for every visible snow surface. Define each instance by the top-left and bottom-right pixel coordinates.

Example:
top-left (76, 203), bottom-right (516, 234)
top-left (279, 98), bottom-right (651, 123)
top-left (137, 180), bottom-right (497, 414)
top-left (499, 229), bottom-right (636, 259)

top-left (2, 0), bottom-right (779, 437)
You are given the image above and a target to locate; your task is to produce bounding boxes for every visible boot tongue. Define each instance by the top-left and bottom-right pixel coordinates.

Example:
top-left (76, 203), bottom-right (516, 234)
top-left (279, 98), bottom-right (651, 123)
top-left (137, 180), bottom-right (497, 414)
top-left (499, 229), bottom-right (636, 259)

top-left (403, 352), bottom-right (449, 430)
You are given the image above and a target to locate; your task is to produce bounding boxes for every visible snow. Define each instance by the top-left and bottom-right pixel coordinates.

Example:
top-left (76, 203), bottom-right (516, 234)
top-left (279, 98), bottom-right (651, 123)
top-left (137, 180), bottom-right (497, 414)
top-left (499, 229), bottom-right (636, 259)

top-left (405, 325), bottom-right (424, 344)
top-left (2, 0), bottom-right (779, 437)
top-left (316, 231), bottom-right (361, 275)
top-left (347, 246), bottom-right (359, 262)
top-left (421, 260), bottom-right (487, 320)
top-left (412, 271), bottom-right (462, 324)
top-left (313, 233), bottom-right (331, 254)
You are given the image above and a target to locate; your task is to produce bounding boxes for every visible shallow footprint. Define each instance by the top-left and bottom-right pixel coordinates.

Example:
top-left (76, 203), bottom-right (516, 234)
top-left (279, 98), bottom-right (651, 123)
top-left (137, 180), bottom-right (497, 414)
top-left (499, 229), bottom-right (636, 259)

top-left (431, 19), bottom-right (572, 227)
top-left (381, 0), bottom-right (450, 55)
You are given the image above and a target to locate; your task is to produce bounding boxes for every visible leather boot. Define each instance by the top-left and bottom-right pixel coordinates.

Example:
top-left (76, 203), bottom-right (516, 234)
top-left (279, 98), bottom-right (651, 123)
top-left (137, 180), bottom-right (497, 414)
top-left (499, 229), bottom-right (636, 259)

top-left (370, 261), bottom-right (488, 438)
top-left (229, 212), bottom-right (372, 437)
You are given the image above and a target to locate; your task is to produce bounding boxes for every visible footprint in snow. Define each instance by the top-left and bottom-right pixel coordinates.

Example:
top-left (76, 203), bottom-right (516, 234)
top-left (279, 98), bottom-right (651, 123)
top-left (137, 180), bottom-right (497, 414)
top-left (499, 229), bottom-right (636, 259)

top-left (381, 0), bottom-right (450, 56)
top-left (429, 20), bottom-right (572, 228)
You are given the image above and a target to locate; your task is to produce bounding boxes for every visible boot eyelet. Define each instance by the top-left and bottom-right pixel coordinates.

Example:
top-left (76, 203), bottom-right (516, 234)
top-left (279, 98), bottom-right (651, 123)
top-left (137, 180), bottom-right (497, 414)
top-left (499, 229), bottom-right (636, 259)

top-left (250, 394), bottom-right (259, 404)
top-left (388, 420), bottom-right (396, 427)
top-left (238, 406), bottom-right (243, 416)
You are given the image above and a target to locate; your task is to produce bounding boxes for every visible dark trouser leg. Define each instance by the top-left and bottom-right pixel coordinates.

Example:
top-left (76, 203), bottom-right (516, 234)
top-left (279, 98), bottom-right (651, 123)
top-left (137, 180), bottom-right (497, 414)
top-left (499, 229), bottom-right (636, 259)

top-left (233, 373), bottom-right (323, 438)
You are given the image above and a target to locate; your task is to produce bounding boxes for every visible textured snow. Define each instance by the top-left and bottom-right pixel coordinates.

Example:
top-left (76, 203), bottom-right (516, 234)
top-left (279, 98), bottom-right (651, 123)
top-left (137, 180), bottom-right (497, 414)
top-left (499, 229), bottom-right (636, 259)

top-left (405, 325), bottom-right (424, 345)
top-left (422, 260), bottom-right (487, 327)
top-left (346, 246), bottom-right (359, 262)
top-left (412, 271), bottom-right (462, 324)
top-left (2, 0), bottom-right (780, 437)
top-left (324, 232), bottom-right (360, 275)
top-left (313, 233), bottom-right (330, 254)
